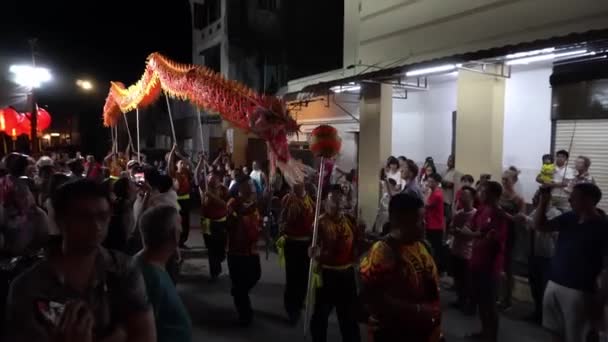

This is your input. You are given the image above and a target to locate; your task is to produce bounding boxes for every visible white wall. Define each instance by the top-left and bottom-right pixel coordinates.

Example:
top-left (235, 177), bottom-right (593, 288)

top-left (356, 0), bottom-right (608, 67)
top-left (503, 66), bottom-right (553, 202)
top-left (392, 79), bottom-right (457, 168)
top-left (336, 132), bottom-right (357, 172)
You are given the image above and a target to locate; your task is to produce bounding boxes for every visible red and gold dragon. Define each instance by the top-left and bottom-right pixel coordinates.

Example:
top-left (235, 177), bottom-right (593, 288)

top-left (102, 52), bottom-right (303, 183)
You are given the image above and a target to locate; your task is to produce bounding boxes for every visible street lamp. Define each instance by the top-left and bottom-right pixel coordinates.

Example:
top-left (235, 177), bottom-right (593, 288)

top-left (76, 79), bottom-right (94, 91)
top-left (9, 64), bottom-right (52, 153)
top-left (9, 65), bottom-right (52, 88)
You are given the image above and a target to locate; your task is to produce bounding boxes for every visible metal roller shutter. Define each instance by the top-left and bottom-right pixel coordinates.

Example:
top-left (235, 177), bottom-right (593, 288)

top-left (554, 119), bottom-right (608, 210)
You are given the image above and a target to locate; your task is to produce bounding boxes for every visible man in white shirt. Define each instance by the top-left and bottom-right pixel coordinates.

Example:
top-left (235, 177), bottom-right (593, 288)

top-left (441, 155), bottom-right (461, 224)
top-left (537, 150), bottom-right (575, 212)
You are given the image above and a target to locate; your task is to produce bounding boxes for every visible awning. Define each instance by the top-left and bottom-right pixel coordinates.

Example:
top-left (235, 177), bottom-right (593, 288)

top-left (285, 29), bottom-right (608, 98)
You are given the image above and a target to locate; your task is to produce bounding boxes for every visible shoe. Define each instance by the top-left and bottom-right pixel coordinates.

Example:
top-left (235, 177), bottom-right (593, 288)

top-left (179, 244), bottom-right (191, 250)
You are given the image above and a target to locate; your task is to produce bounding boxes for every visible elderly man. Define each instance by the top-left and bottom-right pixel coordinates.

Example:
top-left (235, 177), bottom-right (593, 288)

top-left (136, 205), bottom-right (192, 342)
top-left (4, 179), bottom-right (156, 342)
top-left (568, 156), bottom-right (595, 193)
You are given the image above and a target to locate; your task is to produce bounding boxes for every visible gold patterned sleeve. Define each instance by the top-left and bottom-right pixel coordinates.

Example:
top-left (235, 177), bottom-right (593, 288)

top-left (359, 241), bottom-right (395, 287)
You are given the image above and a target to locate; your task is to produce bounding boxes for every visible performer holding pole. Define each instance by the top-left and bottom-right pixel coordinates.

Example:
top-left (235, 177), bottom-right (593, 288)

top-left (279, 181), bottom-right (315, 324)
top-left (303, 126), bottom-right (360, 342)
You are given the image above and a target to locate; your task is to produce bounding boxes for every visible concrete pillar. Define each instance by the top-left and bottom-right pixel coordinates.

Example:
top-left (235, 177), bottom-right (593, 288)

top-left (358, 82), bottom-right (392, 229)
top-left (455, 68), bottom-right (506, 181)
top-left (223, 122), bottom-right (248, 168)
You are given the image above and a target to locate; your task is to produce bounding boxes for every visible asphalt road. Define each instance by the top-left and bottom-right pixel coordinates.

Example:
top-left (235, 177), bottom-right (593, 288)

top-left (177, 229), bottom-right (550, 342)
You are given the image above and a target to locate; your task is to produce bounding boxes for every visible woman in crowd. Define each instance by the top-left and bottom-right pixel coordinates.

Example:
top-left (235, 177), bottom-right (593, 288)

top-left (360, 192), bottom-right (442, 341)
top-left (374, 168), bottom-right (396, 233)
top-left (400, 159), bottom-right (424, 200)
top-left (104, 177), bottom-right (137, 252)
top-left (35, 156), bottom-right (55, 206)
top-left (385, 156), bottom-right (402, 191)
top-left (498, 167), bottom-right (525, 311)
top-left (168, 144), bottom-right (194, 249)
top-left (339, 180), bottom-right (356, 217)
top-left (397, 155), bottom-right (408, 170)
top-left (454, 174), bottom-right (475, 210)
top-left (466, 181), bottom-right (509, 342)
top-left (419, 157), bottom-right (437, 192)
top-left (514, 190), bottom-right (560, 324)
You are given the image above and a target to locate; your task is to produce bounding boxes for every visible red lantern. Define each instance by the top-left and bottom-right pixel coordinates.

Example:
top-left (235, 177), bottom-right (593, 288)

top-left (0, 107), bottom-right (21, 133)
top-left (19, 107), bottom-right (52, 134)
top-left (310, 125), bottom-right (342, 158)
top-left (15, 113), bottom-right (30, 137)
top-left (36, 108), bottom-right (52, 131)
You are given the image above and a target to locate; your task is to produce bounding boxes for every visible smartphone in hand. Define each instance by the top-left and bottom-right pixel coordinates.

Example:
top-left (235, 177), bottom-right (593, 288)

top-left (36, 299), bottom-right (66, 327)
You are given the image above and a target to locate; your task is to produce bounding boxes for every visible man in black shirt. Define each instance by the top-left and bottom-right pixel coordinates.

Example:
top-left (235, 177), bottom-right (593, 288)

top-left (535, 183), bottom-right (608, 342)
top-left (5, 179), bottom-right (156, 342)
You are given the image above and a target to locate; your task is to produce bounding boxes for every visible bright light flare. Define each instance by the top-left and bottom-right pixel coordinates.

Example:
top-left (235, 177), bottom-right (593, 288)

top-left (9, 65), bottom-right (52, 88)
top-left (76, 79), bottom-right (94, 90)
top-left (330, 82), bottom-right (361, 93)
top-left (506, 49), bottom-right (589, 65)
top-left (406, 64), bottom-right (456, 77)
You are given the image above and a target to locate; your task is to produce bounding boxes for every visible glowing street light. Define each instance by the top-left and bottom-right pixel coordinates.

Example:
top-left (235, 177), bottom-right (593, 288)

top-left (76, 79), bottom-right (94, 90)
top-left (9, 65), bottom-right (52, 88)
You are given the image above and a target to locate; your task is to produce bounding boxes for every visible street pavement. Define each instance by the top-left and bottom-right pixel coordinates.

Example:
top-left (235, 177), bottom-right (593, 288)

top-left (177, 228), bottom-right (550, 341)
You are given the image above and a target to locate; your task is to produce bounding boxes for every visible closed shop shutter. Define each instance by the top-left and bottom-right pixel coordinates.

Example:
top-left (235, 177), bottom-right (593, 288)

top-left (554, 119), bottom-right (608, 210)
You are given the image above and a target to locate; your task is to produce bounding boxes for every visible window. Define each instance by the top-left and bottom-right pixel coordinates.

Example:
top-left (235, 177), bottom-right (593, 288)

top-left (193, 3), bottom-right (208, 30)
top-left (200, 44), bottom-right (221, 73)
top-left (258, 0), bottom-right (278, 11)
top-left (208, 0), bottom-right (221, 23)
top-left (193, 0), bottom-right (221, 30)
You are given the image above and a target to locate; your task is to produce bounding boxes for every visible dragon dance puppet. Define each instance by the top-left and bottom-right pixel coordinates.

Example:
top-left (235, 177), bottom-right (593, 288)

top-left (102, 52), bottom-right (304, 184)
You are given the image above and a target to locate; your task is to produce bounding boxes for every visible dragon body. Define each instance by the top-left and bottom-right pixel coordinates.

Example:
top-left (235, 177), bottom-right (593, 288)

top-left (102, 52), bottom-right (303, 183)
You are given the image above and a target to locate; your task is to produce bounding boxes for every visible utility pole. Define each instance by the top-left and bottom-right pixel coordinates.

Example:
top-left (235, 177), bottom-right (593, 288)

top-left (29, 39), bottom-right (39, 154)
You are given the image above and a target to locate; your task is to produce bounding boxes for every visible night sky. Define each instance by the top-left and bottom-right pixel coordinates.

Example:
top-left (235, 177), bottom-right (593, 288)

top-left (1, 0), bottom-right (192, 155)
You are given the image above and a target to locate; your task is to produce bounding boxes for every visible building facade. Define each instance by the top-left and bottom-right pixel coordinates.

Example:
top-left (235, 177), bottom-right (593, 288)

top-left (285, 0), bottom-right (608, 227)
top-left (185, 0), bottom-right (344, 166)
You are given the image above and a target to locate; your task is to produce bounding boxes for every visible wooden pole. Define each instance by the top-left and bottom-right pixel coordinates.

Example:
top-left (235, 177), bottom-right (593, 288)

top-left (136, 108), bottom-right (141, 164)
top-left (29, 39), bottom-right (39, 154)
top-left (303, 158), bottom-right (326, 337)
top-left (165, 92), bottom-right (177, 144)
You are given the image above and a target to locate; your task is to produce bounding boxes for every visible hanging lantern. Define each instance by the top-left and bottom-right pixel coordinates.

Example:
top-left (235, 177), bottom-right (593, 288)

top-left (19, 107), bottom-right (53, 134)
top-left (37, 107), bottom-right (52, 131)
top-left (0, 107), bottom-right (21, 133)
top-left (15, 113), bottom-right (30, 137)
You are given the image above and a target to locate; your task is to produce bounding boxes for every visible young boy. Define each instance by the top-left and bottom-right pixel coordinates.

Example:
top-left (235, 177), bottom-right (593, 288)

top-left (454, 174), bottom-right (475, 210)
top-left (449, 186), bottom-right (477, 313)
